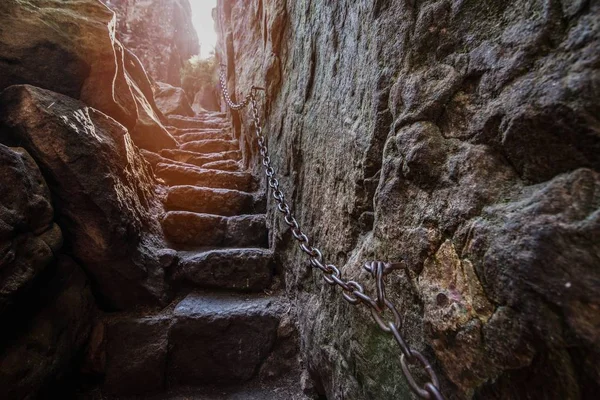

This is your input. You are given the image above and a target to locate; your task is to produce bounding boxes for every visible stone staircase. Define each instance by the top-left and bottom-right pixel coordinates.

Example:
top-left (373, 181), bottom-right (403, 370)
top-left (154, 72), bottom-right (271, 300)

top-left (94, 112), bottom-right (307, 399)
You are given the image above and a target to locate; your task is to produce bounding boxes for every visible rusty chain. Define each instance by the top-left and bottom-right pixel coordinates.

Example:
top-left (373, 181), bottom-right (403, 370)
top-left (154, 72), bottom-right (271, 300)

top-left (218, 65), bottom-right (445, 400)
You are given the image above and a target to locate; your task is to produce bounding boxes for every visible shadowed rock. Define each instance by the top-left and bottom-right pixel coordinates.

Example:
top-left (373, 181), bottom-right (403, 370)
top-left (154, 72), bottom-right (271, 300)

top-left (172, 249), bottom-right (273, 292)
top-left (0, 256), bottom-right (96, 399)
top-left (162, 212), bottom-right (268, 248)
top-left (0, 145), bottom-right (62, 315)
top-left (0, 85), bottom-right (170, 309)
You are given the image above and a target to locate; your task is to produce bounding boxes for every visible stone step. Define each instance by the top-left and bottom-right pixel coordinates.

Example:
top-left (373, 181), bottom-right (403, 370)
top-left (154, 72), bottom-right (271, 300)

top-left (171, 249), bottom-right (273, 292)
top-left (202, 159), bottom-right (241, 172)
top-left (181, 139), bottom-right (239, 154)
top-left (167, 126), bottom-right (229, 137)
top-left (137, 380), bottom-right (309, 400)
top-left (161, 149), bottom-right (241, 167)
top-left (168, 115), bottom-right (230, 130)
top-left (100, 292), bottom-right (289, 396)
top-left (155, 163), bottom-right (255, 191)
top-left (177, 131), bottom-right (233, 143)
top-left (162, 212), bottom-right (268, 248)
top-left (165, 186), bottom-right (262, 216)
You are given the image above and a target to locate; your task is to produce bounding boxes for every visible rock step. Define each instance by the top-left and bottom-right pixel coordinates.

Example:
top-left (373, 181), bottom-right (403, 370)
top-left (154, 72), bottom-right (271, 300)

top-left (166, 126), bottom-right (229, 137)
top-left (181, 139), bottom-right (239, 154)
top-left (101, 292), bottom-right (287, 396)
top-left (162, 212), bottom-right (268, 249)
top-left (165, 185), bottom-right (263, 216)
top-left (161, 149), bottom-right (241, 167)
top-left (138, 381), bottom-right (309, 400)
top-left (168, 115), bottom-right (230, 130)
top-left (155, 163), bottom-right (255, 191)
top-left (177, 131), bottom-right (233, 143)
top-left (202, 159), bottom-right (241, 172)
top-left (141, 149), bottom-right (204, 170)
top-left (172, 249), bottom-right (273, 292)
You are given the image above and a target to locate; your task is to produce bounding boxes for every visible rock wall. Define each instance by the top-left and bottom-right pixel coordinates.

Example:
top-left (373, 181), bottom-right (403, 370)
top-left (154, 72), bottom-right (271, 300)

top-left (216, 1), bottom-right (600, 399)
top-left (105, 0), bottom-right (200, 86)
top-left (0, 0), bottom-right (178, 396)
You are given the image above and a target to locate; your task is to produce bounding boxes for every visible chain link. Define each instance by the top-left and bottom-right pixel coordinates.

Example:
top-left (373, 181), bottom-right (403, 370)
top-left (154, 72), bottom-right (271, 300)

top-left (218, 66), bottom-right (445, 400)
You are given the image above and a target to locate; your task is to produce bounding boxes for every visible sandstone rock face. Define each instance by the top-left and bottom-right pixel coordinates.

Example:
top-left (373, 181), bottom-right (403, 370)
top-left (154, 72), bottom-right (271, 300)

top-left (0, 85), bottom-right (169, 310)
top-left (154, 82), bottom-right (195, 116)
top-left (216, 1), bottom-right (600, 399)
top-left (0, 0), bottom-right (177, 152)
top-left (193, 87), bottom-right (220, 113)
top-left (0, 145), bottom-right (62, 315)
top-left (105, 0), bottom-right (199, 86)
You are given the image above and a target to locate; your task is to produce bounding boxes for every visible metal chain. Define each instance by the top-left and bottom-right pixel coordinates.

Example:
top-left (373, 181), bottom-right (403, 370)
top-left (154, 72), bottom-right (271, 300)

top-left (219, 66), bottom-right (445, 400)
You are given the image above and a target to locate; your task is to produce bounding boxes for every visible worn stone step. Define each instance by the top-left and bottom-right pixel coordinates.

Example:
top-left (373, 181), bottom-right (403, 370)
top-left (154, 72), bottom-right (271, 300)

top-left (167, 126), bottom-right (229, 137)
top-left (177, 131), bottom-right (233, 143)
top-left (168, 115), bottom-right (230, 130)
top-left (137, 380), bottom-right (309, 400)
top-left (141, 149), bottom-right (201, 170)
top-left (181, 139), bottom-right (239, 154)
top-left (155, 163), bottom-right (255, 191)
top-left (161, 149), bottom-right (241, 167)
top-left (162, 212), bottom-right (268, 248)
top-left (165, 186), bottom-right (261, 216)
top-left (99, 293), bottom-right (291, 396)
top-left (172, 249), bottom-right (273, 292)
top-left (202, 159), bottom-right (241, 172)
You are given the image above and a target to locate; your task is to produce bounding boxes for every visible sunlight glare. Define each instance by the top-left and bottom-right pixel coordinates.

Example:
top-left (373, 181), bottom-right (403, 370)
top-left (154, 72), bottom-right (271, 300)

top-left (189, 0), bottom-right (218, 59)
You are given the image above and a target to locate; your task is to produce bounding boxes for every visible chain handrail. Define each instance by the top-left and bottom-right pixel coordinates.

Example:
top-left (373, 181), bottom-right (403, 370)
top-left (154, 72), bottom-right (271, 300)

top-left (218, 65), bottom-right (445, 400)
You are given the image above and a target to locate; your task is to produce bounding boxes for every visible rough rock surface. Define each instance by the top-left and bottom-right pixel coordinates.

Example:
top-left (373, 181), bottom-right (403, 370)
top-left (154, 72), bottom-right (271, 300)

top-left (0, 256), bottom-right (96, 399)
top-left (217, 0), bottom-right (600, 399)
top-left (193, 86), bottom-right (221, 113)
top-left (0, 85), bottom-right (169, 310)
top-left (104, 0), bottom-right (199, 86)
top-left (154, 82), bottom-right (195, 117)
top-left (0, 145), bottom-right (62, 315)
top-left (0, 0), bottom-right (176, 152)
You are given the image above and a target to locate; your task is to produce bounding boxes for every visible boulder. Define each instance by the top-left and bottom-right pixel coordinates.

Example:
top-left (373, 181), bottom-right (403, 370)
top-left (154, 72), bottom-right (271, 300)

top-left (0, 256), bottom-right (96, 400)
top-left (192, 86), bottom-right (220, 113)
top-left (0, 85), bottom-right (170, 310)
top-left (0, 144), bottom-right (62, 315)
top-left (0, 0), bottom-right (177, 152)
top-left (154, 82), bottom-right (194, 117)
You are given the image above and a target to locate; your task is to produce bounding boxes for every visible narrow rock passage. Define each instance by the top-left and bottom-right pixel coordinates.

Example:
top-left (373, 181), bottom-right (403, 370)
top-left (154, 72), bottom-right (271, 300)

top-left (99, 112), bottom-right (307, 399)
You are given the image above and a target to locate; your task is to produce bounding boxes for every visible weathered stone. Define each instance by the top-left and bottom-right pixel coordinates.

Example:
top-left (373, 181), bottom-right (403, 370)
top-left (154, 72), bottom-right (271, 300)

top-left (104, 0), bottom-right (199, 86)
top-left (0, 145), bottom-right (62, 314)
top-left (168, 115), bottom-right (230, 130)
top-left (165, 186), bottom-right (256, 216)
top-left (217, 0), bottom-right (600, 398)
top-left (155, 163), bottom-right (255, 191)
top-left (202, 159), bottom-right (241, 172)
top-left (181, 139), bottom-right (239, 154)
top-left (154, 82), bottom-right (195, 117)
top-left (0, 256), bottom-right (95, 399)
top-left (0, 85), bottom-right (169, 309)
top-left (172, 249), bottom-right (273, 292)
top-left (102, 315), bottom-right (172, 396)
top-left (168, 293), bottom-right (281, 385)
top-left (192, 86), bottom-right (220, 113)
top-left (162, 212), bottom-right (267, 248)
top-left (0, 0), bottom-right (176, 152)
top-left (177, 130), bottom-right (233, 142)
top-left (161, 149), bottom-right (241, 167)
